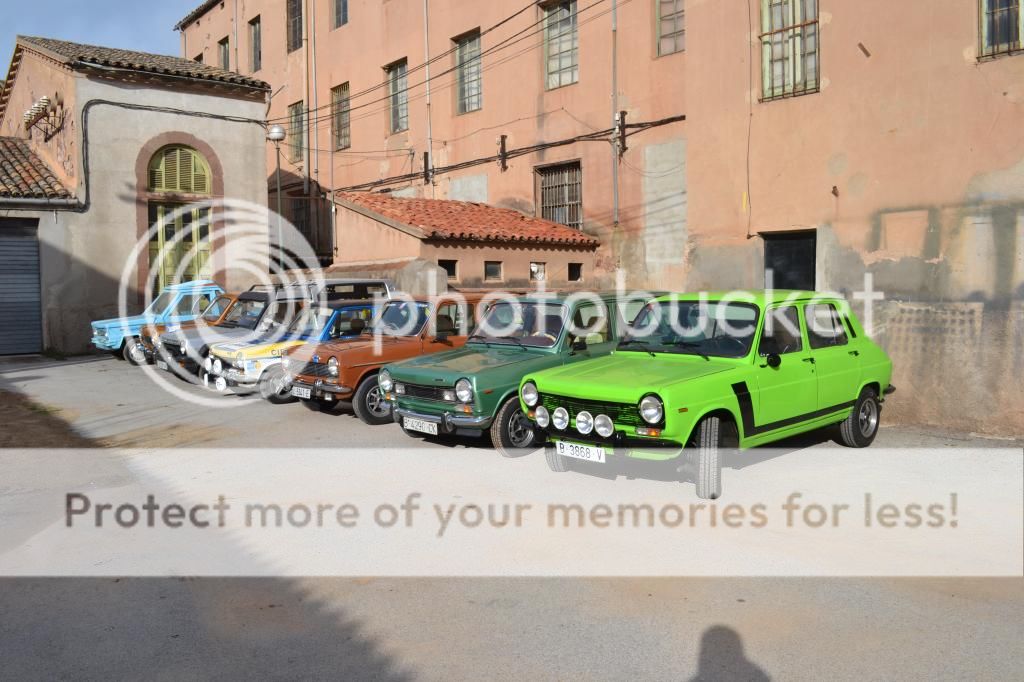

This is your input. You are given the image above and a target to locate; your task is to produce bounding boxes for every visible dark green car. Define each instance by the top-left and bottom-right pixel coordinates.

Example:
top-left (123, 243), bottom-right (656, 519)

top-left (381, 293), bottom-right (647, 456)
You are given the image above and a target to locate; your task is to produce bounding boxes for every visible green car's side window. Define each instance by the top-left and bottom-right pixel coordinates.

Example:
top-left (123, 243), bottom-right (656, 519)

top-left (805, 303), bottom-right (849, 349)
top-left (758, 306), bottom-right (803, 356)
top-left (571, 302), bottom-right (611, 346)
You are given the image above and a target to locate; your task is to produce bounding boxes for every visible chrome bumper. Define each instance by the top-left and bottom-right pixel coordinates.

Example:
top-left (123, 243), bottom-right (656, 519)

top-left (394, 406), bottom-right (491, 432)
top-left (291, 377), bottom-right (353, 397)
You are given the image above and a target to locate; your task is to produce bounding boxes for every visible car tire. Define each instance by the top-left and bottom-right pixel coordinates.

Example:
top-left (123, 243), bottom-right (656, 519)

top-left (258, 366), bottom-right (292, 404)
top-left (491, 396), bottom-right (541, 457)
top-left (544, 445), bottom-right (571, 472)
top-left (122, 337), bottom-right (146, 366)
top-left (692, 415), bottom-right (736, 500)
top-left (837, 387), bottom-right (880, 448)
top-left (352, 375), bottom-right (392, 425)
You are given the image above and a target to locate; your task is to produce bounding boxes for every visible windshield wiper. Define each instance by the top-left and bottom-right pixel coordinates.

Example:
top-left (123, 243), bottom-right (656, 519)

top-left (667, 340), bottom-right (710, 361)
top-left (493, 335), bottom-right (528, 349)
top-left (617, 338), bottom-right (656, 357)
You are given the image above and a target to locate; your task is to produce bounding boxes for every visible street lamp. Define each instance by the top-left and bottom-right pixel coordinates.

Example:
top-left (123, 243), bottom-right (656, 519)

top-left (267, 124), bottom-right (286, 269)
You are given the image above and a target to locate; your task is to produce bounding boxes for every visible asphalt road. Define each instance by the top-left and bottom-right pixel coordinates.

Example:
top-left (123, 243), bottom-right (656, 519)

top-left (0, 354), bottom-right (1021, 680)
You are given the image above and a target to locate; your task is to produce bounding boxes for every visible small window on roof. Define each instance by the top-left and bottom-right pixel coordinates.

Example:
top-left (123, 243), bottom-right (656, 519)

top-left (439, 259), bottom-right (458, 280)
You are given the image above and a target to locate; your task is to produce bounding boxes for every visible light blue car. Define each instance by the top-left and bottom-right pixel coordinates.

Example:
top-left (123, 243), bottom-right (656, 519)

top-left (91, 280), bottom-right (224, 364)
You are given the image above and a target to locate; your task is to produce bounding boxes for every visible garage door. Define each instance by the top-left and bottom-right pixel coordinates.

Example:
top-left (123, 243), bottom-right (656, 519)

top-left (0, 219), bottom-right (42, 355)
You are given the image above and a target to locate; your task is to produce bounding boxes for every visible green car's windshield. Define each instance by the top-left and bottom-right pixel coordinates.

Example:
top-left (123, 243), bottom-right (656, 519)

top-left (469, 302), bottom-right (568, 348)
top-left (220, 299), bottom-right (268, 330)
top-left (620, 300), bottom-right (759, 358)
top-left (366, 301), bottom-right (429, 336)
top-left (145, 291), bottom-right (176, 316)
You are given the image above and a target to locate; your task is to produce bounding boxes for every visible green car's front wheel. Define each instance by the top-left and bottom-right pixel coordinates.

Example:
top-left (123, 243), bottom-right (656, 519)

top-left (691, 415), bottom-right (738, 500)
top-left (491, 396), bottom-right (542, 457)
top-left (544, 446), bottom-right (571, 472)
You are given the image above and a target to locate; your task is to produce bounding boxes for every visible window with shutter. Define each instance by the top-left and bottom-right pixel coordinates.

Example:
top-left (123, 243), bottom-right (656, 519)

top-left (147, 146), bottom-right (212, 194)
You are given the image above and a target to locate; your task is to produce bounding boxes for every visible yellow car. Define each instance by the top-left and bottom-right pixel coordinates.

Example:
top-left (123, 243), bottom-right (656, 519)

top-left (206, 300), bottom-right (375, 401)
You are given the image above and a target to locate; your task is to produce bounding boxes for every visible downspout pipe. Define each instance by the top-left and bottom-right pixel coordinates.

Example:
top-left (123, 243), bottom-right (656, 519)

top-left (423, 0), bottom-right (435, 197)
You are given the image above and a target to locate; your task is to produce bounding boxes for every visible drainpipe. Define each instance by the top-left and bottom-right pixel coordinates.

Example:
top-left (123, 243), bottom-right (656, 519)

top-left (310, 0), bottom-right (321, 254)
top-left (303, 0), bottom-right (311, 197)
top-left (233, 0), bottom-right (239, 71)
top-left (610, 0), bottom-right (619, 229)
top-left (0, 198), bottom-right (81, 210)
top-left (422, 0), bottom-right (435, 198)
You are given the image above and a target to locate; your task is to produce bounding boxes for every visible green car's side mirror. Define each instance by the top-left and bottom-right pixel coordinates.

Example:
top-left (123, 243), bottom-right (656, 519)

top-left (764, 353), bottom-right (782, 368)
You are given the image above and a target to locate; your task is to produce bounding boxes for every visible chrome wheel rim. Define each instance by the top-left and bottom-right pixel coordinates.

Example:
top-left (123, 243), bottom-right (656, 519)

top-left (858, 399), bottom-right (878, 438)
top-left (507, 409), bottom-right (533, 448)
top-left (366, 386), bottom-right (390, 416)
top-left (129, 343), bottom-right (146, 364)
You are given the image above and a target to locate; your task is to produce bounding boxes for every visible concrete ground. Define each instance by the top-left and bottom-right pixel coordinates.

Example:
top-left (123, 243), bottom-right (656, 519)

top-left (0, 354), bottom-right (1021, 680)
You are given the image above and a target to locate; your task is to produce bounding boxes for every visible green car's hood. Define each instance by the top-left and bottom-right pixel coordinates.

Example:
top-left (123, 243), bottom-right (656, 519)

top-left (390, 343), bottom-right (560, 387)
top-left (531, 352), bottom-right (739, 403)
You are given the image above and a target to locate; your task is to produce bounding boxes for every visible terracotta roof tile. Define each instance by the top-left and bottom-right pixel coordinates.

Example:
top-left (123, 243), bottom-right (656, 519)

top-left (337, 192), bottom-right (599, 247)
top-left (18, 35), bottom-right (268, 91)
top-left (0, 136), bottom-right (72, 200)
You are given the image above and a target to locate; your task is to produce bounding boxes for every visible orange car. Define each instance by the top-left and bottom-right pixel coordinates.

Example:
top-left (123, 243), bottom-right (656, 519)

top-left (140, 292), bottom-right (239, 363)
top-left (283, 294), bottom-right (489, 424)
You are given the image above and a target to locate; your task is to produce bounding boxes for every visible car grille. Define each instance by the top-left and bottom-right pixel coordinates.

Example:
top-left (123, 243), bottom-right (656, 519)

top-left (401, 382), bottom-right (453, 402)
top-left (538, 393), bottom-right (644, 427)
top-left (295, 361), bottom-right (333, 378)
top-left (162, 340), bottom-right (184, 356)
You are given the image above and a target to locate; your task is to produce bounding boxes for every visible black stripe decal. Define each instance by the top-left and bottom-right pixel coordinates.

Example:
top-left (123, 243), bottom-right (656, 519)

top-left (730, 381), bottom-right (856, 437)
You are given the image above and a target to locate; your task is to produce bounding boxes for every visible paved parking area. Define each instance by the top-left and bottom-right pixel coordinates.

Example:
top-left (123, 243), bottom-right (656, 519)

top-left (0, 354), bottom-right (1022, 680)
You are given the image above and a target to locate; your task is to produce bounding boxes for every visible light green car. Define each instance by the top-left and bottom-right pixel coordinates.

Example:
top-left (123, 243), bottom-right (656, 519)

top-left (519, 290), bottom-right (894, 499)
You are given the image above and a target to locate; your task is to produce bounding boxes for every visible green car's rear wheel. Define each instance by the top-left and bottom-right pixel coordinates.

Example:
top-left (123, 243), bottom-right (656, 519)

top-left (837, 387), bottom-right (880, 448)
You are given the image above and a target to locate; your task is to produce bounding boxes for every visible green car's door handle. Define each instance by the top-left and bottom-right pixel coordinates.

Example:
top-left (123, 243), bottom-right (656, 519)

top-left (848, 350), bottom-right (860, 357)
top-left (802, 357), bottom-right (815, 364)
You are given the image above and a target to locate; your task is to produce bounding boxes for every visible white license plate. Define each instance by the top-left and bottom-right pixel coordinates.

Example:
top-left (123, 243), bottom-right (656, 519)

top-left (554, 439), bottom-right (606, 463)
top-left (290, 386), bottom-right (312, 399)
top-left (156, 360), bottom-right (168, 370)
top-left (404, 417), bottom-right (438, 435)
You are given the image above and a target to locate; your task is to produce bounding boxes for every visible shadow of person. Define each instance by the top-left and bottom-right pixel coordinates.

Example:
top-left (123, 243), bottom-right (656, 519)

top-left (689, 625), bottom-right (770, 682)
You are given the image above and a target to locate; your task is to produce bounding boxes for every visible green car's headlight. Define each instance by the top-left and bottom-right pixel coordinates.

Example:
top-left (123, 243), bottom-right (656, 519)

top-left (521, 381), bottom-right (539, 407)
top-left (455, 378), bottom-right (473, 403)
top-left (639, 395), bottom-right (664, 424)
top-left (378, 369), bottom-right (393, 392)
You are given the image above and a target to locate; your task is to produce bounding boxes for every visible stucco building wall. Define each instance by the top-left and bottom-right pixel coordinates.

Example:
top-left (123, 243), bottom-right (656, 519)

top-left (179, 0), bottom-right (688, 285)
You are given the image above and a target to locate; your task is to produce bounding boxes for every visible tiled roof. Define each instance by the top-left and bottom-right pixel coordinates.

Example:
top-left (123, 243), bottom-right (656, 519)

top-left (337, 192), bottom-right (599, 247)
top-left (0, 136), bottom-right (72, 200)
top-left (17, 36), bottom-right (268, 90)
top-left (175, 0), bottom-right (222, 30)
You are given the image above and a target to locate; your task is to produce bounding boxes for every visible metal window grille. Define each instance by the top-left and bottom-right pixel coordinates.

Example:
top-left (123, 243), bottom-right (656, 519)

top-left (980, 0), bottom-right (1023, 57)
top-left (249, 16), bottom-right (262, 72)
top-left (387, 60), bottom-right (409, 133)
top-left (456, 32), bottom-right (483, 114)
top-left (291, 197), bottom-right (310, 238)
top-left (286, 0), bottom-right (303, 53)
top-left (544, 1), bottom-right (578, 89)
top-left (760, 0), bottom-right (818, 100)
top-left (658, 0), bottom-right (685, 55)
top-left (218, 37), bottom-right (230, 70)
top-left (288, 101), bottom-right (304, 162)
top-left (332, 83), bottom-right (351, 149)
top-left (537, 162), bottom-right (582, 230)
top-left (333, 0), bottom-right (349, 28)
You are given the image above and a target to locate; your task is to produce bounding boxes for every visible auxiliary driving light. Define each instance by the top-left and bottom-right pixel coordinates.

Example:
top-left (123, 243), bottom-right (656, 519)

top-left (575, 410), bottom-right (594, 435)
top-left (552, 407), bottom-right (569, 430)
top-left (594, 414), bottom-right (614, 437)
top-left (535, 405), bottom-right (550, 427)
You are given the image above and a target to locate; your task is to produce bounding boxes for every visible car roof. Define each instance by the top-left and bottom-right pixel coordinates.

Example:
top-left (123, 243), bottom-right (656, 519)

top-left (165, 280), bottom-right (220, 291)
top-left (237, 291), bottom-right (271, 302)
top-left (514, 291), bottom-right (671, 304)
top-left (651, 290), bottom-right (842, 305)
